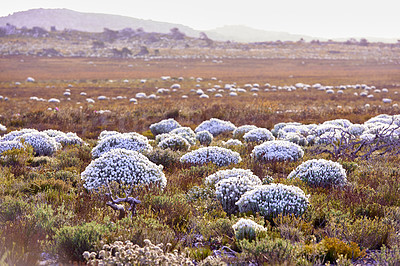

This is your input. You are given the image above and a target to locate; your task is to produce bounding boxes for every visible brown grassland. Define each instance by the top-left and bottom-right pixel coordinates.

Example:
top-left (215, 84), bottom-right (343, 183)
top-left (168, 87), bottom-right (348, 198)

top-left (1, 54), bottom-right (400, 265)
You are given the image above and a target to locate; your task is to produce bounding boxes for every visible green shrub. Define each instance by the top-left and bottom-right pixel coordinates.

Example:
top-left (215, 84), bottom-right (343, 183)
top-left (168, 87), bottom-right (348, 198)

top-left (144, 147), bottom-right (181, 170)
top-left (320, 237), bottom-right (364, 263)
top-left (53, 221), bottom-right (108, 262)
top-left (239, 237), bottom-right (296, 265)
top-left (0, 196), bottom-right (29, 222)
top-left (188, 247), bottom-right (212, 262)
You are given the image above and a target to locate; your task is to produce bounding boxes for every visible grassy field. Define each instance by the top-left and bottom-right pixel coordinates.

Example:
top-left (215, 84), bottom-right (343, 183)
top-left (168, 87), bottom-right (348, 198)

top-left (1, 55), bottom-right (400, 265)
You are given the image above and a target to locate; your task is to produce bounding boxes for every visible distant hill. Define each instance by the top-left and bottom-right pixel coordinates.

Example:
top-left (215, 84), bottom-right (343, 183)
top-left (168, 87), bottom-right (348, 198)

top-left (0, 8), bottom-right (201, 36)
top-left (207, 25), bottom-right (318, 42)
top-left (0, 9), bottom-right (398, 43)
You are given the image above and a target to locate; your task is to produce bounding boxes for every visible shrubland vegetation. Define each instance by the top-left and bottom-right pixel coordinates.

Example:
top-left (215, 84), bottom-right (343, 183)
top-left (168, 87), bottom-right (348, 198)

top-left (0, 53), bottom-right (400, 265)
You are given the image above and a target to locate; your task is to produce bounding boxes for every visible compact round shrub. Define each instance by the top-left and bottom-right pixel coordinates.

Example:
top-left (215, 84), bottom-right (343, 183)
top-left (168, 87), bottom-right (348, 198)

top-left (216, 176), bottom-right (261, 214)
top-left (223, 139), bottom-right (243, 147)
top-left (205, 168), bottom-right (261, 187)
top-left (170, 127), bottom-right (196, 145)
top-left (158, 135), bottom-right (190, 151)
top-left (150, 118), bottom-right (181, 136)
top-left (282, 132), bottom-right (308, 146)
top-left (195, 118), bottom-right (236, 137)
top-left (271, 122), bottom-right (302, 136)
top-left (314, 124), bottom-right (344, 137)
top-left (243, 128), bottom-right (275, 143)
top-left (252, 140), bottom-right (304, 162)
top-left (55, 132), bottom-right (84, 146)
top-left (323, 119), bottom-right (352, 128)
top-left (287, 159), bottom-right (347, 188)
top-left (17, 132), bottom-right (61, 156)
top-left (347, 124), bottom-right (366, 136)
top-left (44, 130), bottom-right (83, 146)
top-left (0, 141), bottom-right (24, 154)
top-left (236, 183), bottom-right (309, 219)
top-left (196, 130), bottom-right (213, 146)
top-left (232, 218), bottom-right (267, 241)
top-left (180, 146), bottom-right (241, 167)
top-left (155, 133), bottom-right (173, 144)
top-left (233, 125), bottom-right (258, 139)
top-left (91, 133), bottom-right (152, 158)
top-left (81, 148), bottom-right (166, 190)
top-left (98, 130), bottom-right (120, 141)
top-left (1, 128), bottom-right (38, 141)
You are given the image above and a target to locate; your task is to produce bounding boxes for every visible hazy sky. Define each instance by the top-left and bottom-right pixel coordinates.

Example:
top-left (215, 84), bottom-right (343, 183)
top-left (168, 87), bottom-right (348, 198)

top-left (1, 0), bottom-right (400, 38)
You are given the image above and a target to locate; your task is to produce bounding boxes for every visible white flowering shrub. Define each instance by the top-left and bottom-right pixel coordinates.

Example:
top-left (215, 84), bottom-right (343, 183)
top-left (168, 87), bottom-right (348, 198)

top-left (17, 132), bottom-right (61, 156)
top-left (0, 141), bottom-right (24, 154)
top-left (0, 124), bottom-right (7, 132)
top-left (232, 218), bottom-right (267, 241)
top-left (170, 127), bottom-right (196, 145)
top-left (1, 128), bottom-right (38, 141)
top-left (233, 125), bottom-right (258, 139)
top-left (243, 128), bottom-right (275, 143)
top-left (323, 119), bottom-right (352, 128)
top-left (81, 148), bottom-right (166, 190)
top-left (155, 133), bottom-right (173, 144)
top-left (92, 133), bottom-right (152, 158)
top-left (54, 132), bottom-right (84, 146)
top-left (365, 114), bottom-right (395, 125)
top-left (205, 168), bottom-right (261, 187)
top-left (44, 130), bottom-right (84, 146)
top-left (195, 118), bottom-right (236, 137)
top-left (252, 140), bottom-right (304, 162)
top-left (158, 135), bottom-right (190, 151)
top-left (150, 119), bottom-right (181, 136)
top-left (196, 130), bottom-right (213, 146)
top-left (216, 176), bottom-right (261, 214)
top-left (313, 124), bottom-right (344, 137)
top-left (98, 130), bottom-right (120, 141)
top-left (180, 146), bottom-right (241, 167)
top-left (84, 239), bottom-right (193, 265)
top-left (271, 122), bottom-right (302, 136)
top-left (316, 132), bottom-right (344, 145)
top-left (347, 124), bottom-right (366, 136)
top-left (223, 139), bottom-right (243, 147)
top-left (288, 159), bottom-right (347, 188)
top-left (236, 183), bottom-right (309, 219)
top-left (282, 132), bottom-right (308, 146)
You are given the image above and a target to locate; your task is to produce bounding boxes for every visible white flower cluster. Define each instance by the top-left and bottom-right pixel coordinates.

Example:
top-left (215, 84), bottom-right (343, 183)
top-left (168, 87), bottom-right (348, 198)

top-left (347, 124), bottom-right (366, 136)
top-left (92, 132), bottom-right (152, 158)
top-left (170, 127), bottom-right (196, 145)
top-left (194, 118), bottom-right (236, 137)
top-left (150, 118), bottom-right (181, 136)
top-left (158, 135), bottom-right (190, 151)
top-left (271, 122), bottom-right (302, 136)
top-left (313, 124), bottom-right (344, 137)
top-left (81, 148), bottom-right (166, 190)
top-left (283, 132), bottom-right (308, 146)
top-left (98, 130), bottom-right (120, 141)
top-left (252, 140), bottom-right (304, 162)
top-left (233, 125), bottom-right (258, 139)
top-left (236, 183), bottom-right (309, 219)
top-left (17, 132), bottom-right (61, 156)
top-left (84, 239), bottom-right (193, 265)
top-left (0, 141), bottom-right (24, 154)
top-left (195, 130), bottom-right (213, 146)
top-left (243, 128), bottom-right (275, 143)
top-left (216, 175), bottom-right (261, 214)
top-left (287, 159), bottom-right (347, 188)
top-left (232, 218), bottom-right (267, 241)
top-left (223, 139), bottom-right (243, 147)
top-left (43, 129), bottom-right (83, 146)
top-left (1, 128), bottom-right (38, 141)
top-left (323, 119), bottom-right (352, 128)
top-left (0, 124), bottom-right (6, 132)
top-left (205, 168), bottom-right (261, 187)
top-left (180, 146), bottom-right (241, 167)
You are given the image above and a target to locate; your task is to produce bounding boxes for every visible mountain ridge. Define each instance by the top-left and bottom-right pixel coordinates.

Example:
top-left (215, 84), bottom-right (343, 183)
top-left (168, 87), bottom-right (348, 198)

top-left (0, 8), bottom-right (398, 43)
